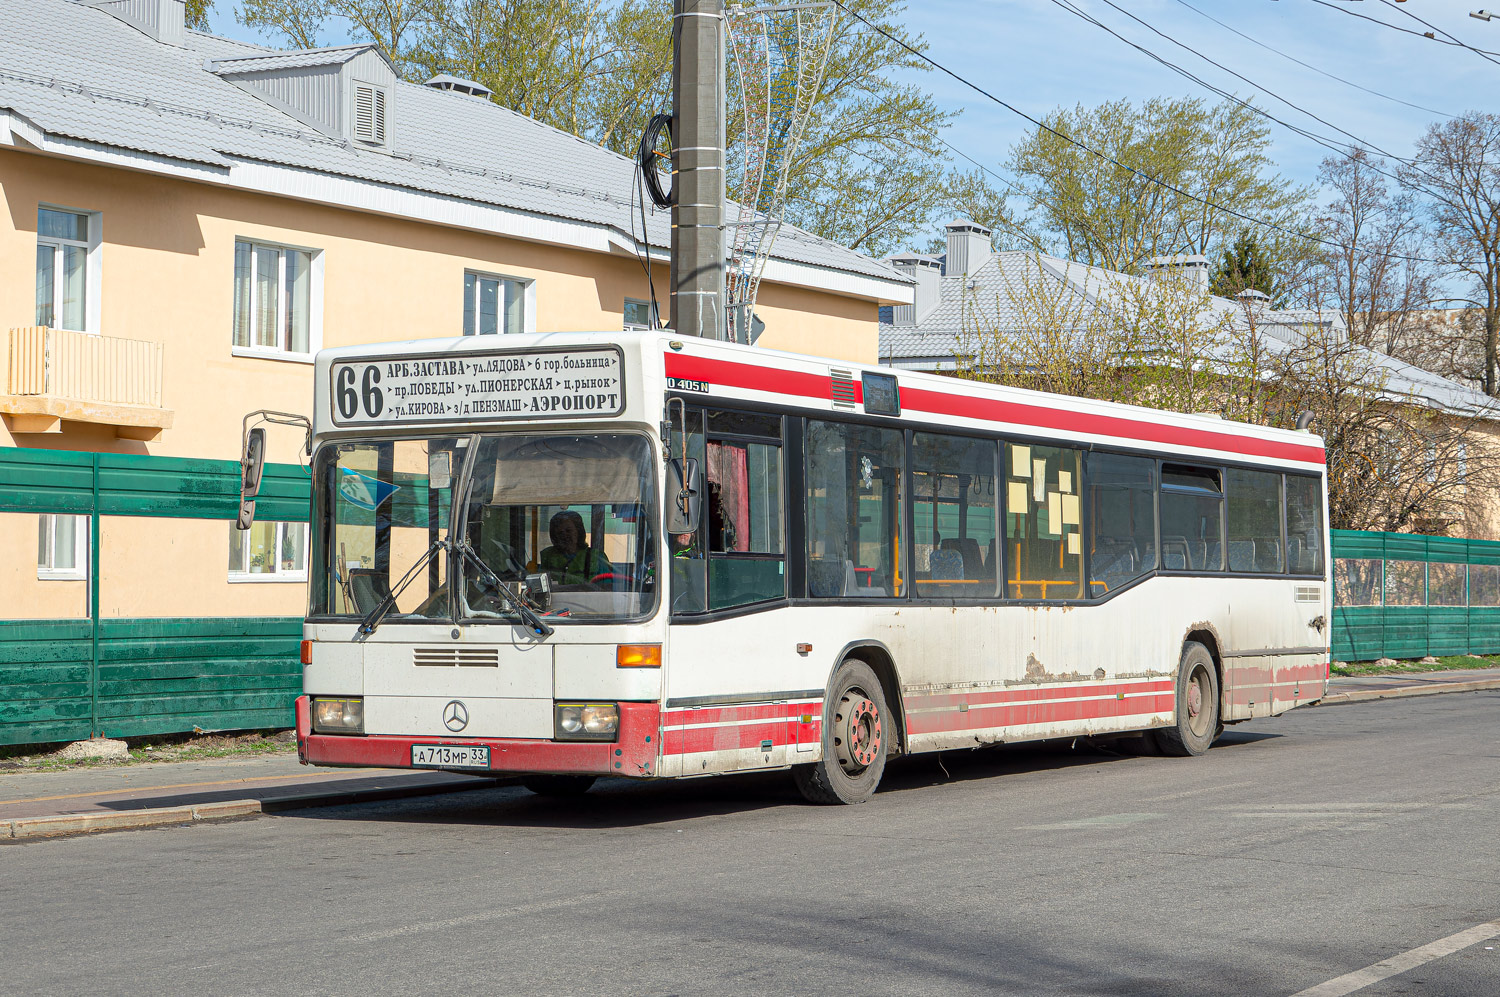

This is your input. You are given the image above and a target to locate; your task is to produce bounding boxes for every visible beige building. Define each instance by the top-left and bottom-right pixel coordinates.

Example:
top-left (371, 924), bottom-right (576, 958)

top-left (0, 0), bottom-right (910, 625)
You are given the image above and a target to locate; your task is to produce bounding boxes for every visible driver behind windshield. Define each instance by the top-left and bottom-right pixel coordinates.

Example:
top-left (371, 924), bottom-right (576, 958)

top-left (538, 510), bottom-right (610, 586)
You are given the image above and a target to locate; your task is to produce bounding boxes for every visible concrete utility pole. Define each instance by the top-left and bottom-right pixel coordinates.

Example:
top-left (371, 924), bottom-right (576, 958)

top-left (670, 0), bottom-right (725, 340)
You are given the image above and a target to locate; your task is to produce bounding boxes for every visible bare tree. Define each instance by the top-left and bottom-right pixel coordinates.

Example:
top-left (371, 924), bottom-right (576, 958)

top-left (1401, 112), bottom-right (1500, 396)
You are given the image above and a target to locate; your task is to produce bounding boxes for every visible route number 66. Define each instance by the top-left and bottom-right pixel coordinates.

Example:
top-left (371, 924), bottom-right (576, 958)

top-left (336, 365), bottom-right (384, 420)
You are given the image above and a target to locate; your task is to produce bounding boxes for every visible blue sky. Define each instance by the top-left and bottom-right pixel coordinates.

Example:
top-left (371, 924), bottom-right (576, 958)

top-left (205, 0), bottom-right (1498, 206)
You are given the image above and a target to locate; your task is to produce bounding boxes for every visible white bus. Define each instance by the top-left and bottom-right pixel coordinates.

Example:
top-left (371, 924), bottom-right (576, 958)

top-left (293, 331), bottom-right (1330, 804)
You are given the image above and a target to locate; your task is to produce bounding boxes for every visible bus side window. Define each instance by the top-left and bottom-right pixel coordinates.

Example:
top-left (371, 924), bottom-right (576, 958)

top-left (1004, 444), bottom-right (1083, 600)
top-left (1226, 468), bottom-right (1284, 573)
top-left (911, 432), bottom-right (998, 598)
top-left (1160, 464), bottom-right (1224, 572)
top-left (806, 420), bottom-right (904, 598)
top-left (1085, 453), bottom-right (1156, 597)
top-left (1285, 474), bottom-right (1324, 575)
top-left (670, 407), bottom-right (708, 614)
top-left (704, 409), bottom-right (785, 610)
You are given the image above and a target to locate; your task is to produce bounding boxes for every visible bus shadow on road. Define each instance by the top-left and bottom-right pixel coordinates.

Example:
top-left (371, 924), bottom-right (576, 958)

top-left (274, 731), bottom-right (1285, 830)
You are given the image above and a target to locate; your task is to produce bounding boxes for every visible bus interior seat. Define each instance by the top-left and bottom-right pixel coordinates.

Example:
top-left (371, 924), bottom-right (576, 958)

top-left (1205, 540), bottom-right (1222, 571)
top-left (981, 539), bottom-right (997, 579)
top-left (940, 537), bottom-right (985, 579)
top-left (1253, 539), bottom-right (1282, 572)
top-left (1228, 540), bottom-right (1254, 571)
top-left (1162, 537), bottom-right (1189, 570)
top-left (347, 568), bottom-right (390, 614)
top-left (928, 548), bottom-right (964, 580)
top-left (809, 558), bottom-right (860, 597)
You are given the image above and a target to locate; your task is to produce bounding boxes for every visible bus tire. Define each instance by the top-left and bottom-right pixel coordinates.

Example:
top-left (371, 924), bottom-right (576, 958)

top-left (522, 775), bottom-right (596, 797)
top-left (793, 659), bottom-right (890, 805)
top-left (1153, 641), bottom-right (1220, 757)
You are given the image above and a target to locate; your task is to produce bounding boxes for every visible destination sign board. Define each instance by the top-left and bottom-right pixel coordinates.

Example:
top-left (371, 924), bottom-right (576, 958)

top-left (328, 347), bottom-right (625, 425)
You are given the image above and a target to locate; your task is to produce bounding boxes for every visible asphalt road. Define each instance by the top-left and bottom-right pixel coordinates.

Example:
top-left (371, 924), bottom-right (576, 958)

top-left (4, 692), bottom-right (1499, 997)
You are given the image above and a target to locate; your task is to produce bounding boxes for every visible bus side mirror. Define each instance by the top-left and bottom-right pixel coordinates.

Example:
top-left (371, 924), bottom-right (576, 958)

top-left (666, 457), bottom-right (700, 534)
top-left (237, 427), bottom-right (266, 531)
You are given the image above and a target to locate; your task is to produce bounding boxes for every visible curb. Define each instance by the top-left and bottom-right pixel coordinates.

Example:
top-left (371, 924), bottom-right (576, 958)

top-left (1317, 677), bottom-right (1500, 707)
top-left (2, 776), bottom-right (510, 842)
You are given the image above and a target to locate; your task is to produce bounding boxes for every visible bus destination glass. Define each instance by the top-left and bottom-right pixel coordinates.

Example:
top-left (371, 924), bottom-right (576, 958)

top-left (329, 347), bottom-right (624, 425)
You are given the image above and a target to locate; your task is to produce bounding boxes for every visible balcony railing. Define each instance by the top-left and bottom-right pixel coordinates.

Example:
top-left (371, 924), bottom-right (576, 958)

top-left (2, 327), bottom-right (173, 440)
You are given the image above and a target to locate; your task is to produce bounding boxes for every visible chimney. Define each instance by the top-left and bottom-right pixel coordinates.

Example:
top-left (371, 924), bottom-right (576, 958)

top-left (944, 220), bottom-right (992, 278)
top-left (888, 254), bottom-right (942, 326)
top-left (1142, 254), bottom-right (1211, 289)
top-left (88, 0), bottom-right (186, 46)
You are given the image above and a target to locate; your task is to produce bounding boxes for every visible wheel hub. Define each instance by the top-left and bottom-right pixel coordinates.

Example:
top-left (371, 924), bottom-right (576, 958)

top-left (834, 692), bottom-right (882, 774)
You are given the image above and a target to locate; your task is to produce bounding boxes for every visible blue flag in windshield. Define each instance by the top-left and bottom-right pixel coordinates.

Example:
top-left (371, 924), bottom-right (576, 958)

top-left (339, 469), bottom-right (400, 510)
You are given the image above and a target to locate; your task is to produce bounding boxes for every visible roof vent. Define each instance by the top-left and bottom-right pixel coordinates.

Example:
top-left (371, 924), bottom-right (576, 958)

top-left (1236, 288), bottom-right (1271, 303)
top-left (424, 74), bottom-right (494, 99)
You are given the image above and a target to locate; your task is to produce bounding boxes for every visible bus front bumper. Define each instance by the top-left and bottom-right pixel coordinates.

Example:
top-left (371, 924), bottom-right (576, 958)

top-left (295, 696), bottom-right (661, 778)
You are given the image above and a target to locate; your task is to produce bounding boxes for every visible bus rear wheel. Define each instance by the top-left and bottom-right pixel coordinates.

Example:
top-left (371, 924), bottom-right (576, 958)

top-left (793, 659), bottom-right (889, 805)
top-left (523, 775), bottom-right (596, 797)
top-left (1151, 641), bottom-right (1220, 757)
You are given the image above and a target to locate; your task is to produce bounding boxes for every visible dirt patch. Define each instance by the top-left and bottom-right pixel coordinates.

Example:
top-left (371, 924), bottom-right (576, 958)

top-left (0, 729), bottom-right (296, 773)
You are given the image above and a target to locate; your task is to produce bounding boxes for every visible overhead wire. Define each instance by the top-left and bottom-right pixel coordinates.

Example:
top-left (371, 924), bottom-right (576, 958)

top-left (823, 0), bottom-right (1476, 267)
top-left (1307, 0), bottom-right (1500, 58)
top-left (1373, 0), bottom-right (1500, 68)
top-left (1169, 0), bottom-right (1458, 119)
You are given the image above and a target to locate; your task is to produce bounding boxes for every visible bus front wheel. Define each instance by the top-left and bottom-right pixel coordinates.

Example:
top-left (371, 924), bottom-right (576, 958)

top-left (1151, 642), bottom-right (1220, 757)
top-left (793, 659), bottom-right (889, 805)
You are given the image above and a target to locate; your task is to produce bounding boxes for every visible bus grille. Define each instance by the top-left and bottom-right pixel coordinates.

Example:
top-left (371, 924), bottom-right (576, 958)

top-left (413, 647), bottom-right (501, 667)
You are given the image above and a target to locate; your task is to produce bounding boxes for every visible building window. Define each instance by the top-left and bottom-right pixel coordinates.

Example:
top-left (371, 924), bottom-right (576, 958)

top-left (37, 514), bottom-right (88, 580)
top-left (36, 207), bottom-right (94, 332)
top-left (233, 240), bottom-right (315, 356)
top-left (463, 272), bottom-right (528, 336)
top-left (624, 298), bottom-right (657, 331)
top-left (229, 521), bottom-right (308, 581)
top-left (353, 83), bottom-right (387, 145)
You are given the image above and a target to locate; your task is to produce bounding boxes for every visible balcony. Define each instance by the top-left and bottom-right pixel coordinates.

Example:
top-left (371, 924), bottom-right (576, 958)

top-left (1, 327), bottom-right (174, 441)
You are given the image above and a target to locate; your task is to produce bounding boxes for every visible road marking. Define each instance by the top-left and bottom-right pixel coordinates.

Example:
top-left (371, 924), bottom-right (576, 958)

top-left (1018, 812), bottom-right (1163, 831)
top-left (1291, 916), bottom-right (1500, 997)
top-left (344, 889), bottom-right (633, 944)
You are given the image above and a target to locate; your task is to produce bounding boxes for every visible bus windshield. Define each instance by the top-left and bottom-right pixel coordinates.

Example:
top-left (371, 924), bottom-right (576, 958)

top-left (312, 433), bottom-right (658, 624)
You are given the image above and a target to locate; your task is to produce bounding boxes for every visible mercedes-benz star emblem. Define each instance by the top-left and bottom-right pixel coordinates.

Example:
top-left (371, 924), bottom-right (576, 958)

top-left (442, 700), bottom-right (469, 732)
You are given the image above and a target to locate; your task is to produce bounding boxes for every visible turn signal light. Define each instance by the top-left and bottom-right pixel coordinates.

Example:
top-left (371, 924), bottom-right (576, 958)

top-left (616, 644), bottom-right (661, 668)
top-left (300, 640), bottom-right (313, 665)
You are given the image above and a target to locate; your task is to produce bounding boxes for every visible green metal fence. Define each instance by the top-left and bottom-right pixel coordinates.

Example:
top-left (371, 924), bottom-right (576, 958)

top-left (1331, 529), bottom-right (1500, 662)
top-left (0, 447), bottom-right (308, 746)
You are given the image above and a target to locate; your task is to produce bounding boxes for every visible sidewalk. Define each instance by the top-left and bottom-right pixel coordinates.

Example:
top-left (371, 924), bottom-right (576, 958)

top-left (0, 753), bottom-right (505, 841)
top-left (1322, 666), bottom-right (1500, 705)
top-left (4, 669), bottom-right (1497, 840)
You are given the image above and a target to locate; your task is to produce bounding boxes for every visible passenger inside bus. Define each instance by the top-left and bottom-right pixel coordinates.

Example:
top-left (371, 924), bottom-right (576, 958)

top-left (538, 510), bottom-right (611, 586)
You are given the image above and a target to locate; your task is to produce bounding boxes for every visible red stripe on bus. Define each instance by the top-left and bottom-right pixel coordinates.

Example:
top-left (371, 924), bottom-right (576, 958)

top-left (663, 719), bottom-right (815, 755)
top-left (904, 680), bottom-right (1173, 712)
top-left (664, 702), bottom-right (822, 726)
top-left (906, 692), bottom-right (1176, 735)
top-left (664, 353), bottom-right (1325, 465)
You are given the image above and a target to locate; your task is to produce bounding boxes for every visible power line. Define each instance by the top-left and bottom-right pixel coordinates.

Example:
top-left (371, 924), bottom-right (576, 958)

top-left (1170, 0), bottom-right (1458, 120)
top-left (1046, 0), bottom-right (1416, 176)
top-left (1307, 0), bottom-right (1500, 58)
top-left (824, 0), bottom-right (1471, 267)
top-left (1372, 0), bottom-right (1500, 68)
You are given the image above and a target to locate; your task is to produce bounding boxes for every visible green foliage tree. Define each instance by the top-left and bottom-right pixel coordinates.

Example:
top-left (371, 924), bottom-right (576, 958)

top-left (1210, 231), bottom-right (1280, 304)
top-left (1002, 97), bottom-right (1313, 278)
top-left (186, 0), bottom-right (214, 30)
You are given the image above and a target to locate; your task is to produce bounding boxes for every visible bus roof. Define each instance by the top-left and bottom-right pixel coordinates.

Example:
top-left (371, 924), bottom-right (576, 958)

top-left (313, 331), bottom-right (1326, 470)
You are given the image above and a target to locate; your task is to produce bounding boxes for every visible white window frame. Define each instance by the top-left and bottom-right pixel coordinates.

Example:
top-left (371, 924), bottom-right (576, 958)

top-left (36, 205), bottom-right (102, 335)
top-left (37, 513), bottom-right (89, 581)
top-left (624, 297), bottom-right (659, 331)
top-left (462, 270), bottom-right (536, 336)
top-left (231, 238), bottom-right (324, 364)
top-left (228, 521), bottom-right (309, 583)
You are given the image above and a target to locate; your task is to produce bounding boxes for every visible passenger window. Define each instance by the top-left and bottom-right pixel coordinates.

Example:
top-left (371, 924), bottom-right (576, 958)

top-left (704, 410), bottom-right (784, 610)
top-left (1226, 468), bottom-right (1284, 573)
top-left (1285, 474), bottom-right (1324, 576)
top-left (1160, 464), bottom-right (1224, 571)
top-left (1086, 453), bottom-right (1156, 597)
top-left (911, 433), bottom-right (998, 598)
top-left (1004, 443), bottom-right (1083, 600)
top-left (806, 420), bottom-right (904, 598)
top-left (669, 408), bottom-right (707, 614)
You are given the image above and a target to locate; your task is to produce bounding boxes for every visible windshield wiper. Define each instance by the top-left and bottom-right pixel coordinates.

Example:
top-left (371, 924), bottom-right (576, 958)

top-left (353, 539), bottom-right (449, 642)
top-left (458, 540), bottom-right (554, 638)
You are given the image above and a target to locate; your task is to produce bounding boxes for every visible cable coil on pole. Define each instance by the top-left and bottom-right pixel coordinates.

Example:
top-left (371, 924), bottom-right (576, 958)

top-left (638, 113), bottom-right (674, 209)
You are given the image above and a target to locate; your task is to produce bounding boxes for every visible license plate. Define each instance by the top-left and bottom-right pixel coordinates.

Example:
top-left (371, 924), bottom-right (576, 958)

top-left (411, 744), bottom-right (490, 769)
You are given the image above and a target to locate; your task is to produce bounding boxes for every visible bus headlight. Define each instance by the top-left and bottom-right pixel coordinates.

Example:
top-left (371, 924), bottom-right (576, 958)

top-left (312, 697), bottom-right (364, 734)
top-left (555, 703), bottom-right (618, 741)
